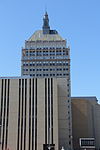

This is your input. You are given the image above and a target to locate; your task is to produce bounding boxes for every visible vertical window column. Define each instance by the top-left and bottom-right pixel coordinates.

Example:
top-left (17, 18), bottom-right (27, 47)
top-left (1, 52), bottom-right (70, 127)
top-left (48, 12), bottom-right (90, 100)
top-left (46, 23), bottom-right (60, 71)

top-left (20, 79), bottom-right (24, 150)
top-left (5, 79), bottom-right (10, 149)
top-left (2, 79), bottom-right (7, 150)
top-left (32, 79), bottom-right (34, 150)
top-left (0, 80), bottom-right (4, 146)
top-left (17, 79), bottom-right (21, 150)
top-left (28, 79), bottom-right (31, 150)
top-left (35, 79), bottom-right (37, 150)
top-left (45, 78), bottom-right (47, 144)
top-left (51, 78), bottom-right (53, 144)
top-left (23, 79), bottom-right (27, 150)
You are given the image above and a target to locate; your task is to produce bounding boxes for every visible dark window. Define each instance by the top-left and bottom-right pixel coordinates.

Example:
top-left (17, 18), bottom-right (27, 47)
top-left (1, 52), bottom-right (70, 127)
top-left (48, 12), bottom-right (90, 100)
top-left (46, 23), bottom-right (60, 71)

top-left (69, 141), bottom-right (71, 145)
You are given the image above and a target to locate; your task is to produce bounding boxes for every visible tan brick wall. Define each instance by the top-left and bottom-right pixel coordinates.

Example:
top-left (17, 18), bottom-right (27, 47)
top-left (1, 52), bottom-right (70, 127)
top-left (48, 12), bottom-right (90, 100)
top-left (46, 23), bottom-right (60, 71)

top-left (71, 97), bottom-right (100, 150)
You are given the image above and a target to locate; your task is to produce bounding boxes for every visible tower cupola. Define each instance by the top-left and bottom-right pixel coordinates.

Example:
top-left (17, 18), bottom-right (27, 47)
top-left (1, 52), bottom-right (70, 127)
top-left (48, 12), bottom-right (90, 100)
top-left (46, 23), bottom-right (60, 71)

top-left (42, 11), bottom-right (50, 34)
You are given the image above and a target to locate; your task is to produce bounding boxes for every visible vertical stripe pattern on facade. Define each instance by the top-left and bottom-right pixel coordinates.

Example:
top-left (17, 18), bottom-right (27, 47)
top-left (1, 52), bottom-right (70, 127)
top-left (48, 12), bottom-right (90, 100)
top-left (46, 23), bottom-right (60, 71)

top-left (16, 78), bottom-right (38, 150)
top-left (45, 78), bottom-right (47, 144)
top-left (32, 79), bottom-right (34, 150)
top-left (0, 78), bottom-right (60, 150)
top-left (28, 79), bottom-right (31, 150)
top-left (5, 79), bottom-right (10, 148)
top-left (24, 79), bottom-right (27, 150)
top-left (20, 79), bottom-right (24, 150)
top-left (17, 79), bottom-right (21, 150)
top-left (0, 79), bottom-right (4, 146)
top-left (51, 78), bottom-right (53, 144)
top-left (2, 79), bottom-right (7, 150)
top-left (35, 79), bottom-right (37, 150)
top-left (0, 79), bottom-right (10, 150)
top-left (44, 78), bottom-right (54, 145)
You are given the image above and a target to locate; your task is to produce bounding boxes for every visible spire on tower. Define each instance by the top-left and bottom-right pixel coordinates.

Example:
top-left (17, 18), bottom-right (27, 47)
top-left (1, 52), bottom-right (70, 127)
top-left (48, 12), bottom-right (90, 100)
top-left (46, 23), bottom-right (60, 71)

top-left (42, 11), bottom-right (50, 34)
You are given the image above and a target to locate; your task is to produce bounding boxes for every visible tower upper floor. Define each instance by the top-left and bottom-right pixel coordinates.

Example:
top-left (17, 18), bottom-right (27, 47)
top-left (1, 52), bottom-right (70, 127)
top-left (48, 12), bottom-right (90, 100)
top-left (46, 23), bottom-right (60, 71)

top-left (24, 12), bottom-right (67, 50)
top-left (21, 12), bottom-right (70, 78)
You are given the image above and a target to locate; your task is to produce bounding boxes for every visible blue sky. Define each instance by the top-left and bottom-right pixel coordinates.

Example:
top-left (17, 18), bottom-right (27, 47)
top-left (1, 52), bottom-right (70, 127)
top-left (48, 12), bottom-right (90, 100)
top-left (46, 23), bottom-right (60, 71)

top-left (0, 0), bottom-right (100, 101)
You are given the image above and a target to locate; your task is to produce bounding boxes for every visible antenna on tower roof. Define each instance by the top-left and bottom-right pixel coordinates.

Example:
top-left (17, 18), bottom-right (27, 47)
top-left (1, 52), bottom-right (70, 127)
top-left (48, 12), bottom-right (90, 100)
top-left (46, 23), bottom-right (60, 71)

top-left (45, 4), bottom-right (47, 13)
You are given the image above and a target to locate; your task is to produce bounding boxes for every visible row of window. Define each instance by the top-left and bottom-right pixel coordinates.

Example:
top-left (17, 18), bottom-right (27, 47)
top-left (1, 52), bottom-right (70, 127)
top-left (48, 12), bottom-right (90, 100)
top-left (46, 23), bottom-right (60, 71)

top-left (23, 73), bottom-right (69, 77)
top-left (23, 56), bottom-right (68, 60)
top-left (25, 50), bottom-right (68, 56)
top-left (25, 47), bottom-right (66, 51)
top-left (23, 62), bottom-right (69, 66)
top-left (23, 68), bottom-right (69, 72)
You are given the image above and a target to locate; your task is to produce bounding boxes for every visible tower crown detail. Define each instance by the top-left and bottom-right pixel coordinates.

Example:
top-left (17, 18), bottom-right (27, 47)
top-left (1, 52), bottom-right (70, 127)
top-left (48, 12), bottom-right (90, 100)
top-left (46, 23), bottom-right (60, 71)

top-left (42, 11), bottom-right (50, 34)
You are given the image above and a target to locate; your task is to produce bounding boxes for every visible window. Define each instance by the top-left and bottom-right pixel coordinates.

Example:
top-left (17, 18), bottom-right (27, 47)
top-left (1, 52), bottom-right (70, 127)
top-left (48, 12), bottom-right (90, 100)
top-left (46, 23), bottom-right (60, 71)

top-left (43, 51), bottom-right (48, 56)
top-left (32, 63), bottom-right (35, 66)
top-left (30, 51), bottom-right (35, 56)
top-left (63, 68), bottom-right (68, 71)
top-left (36, 51), bottom-right (42, 56)
top-left (50, 50), bottom-right (55, 56)
top-left (43, 74), bottom-right (48, 76)
top-left (56, 61), bottom-right (62, 66)
top-left (43, 62), bottom-right (48, 66)
top-left (57, 68), bottom-right (62, 71)
top-left (36, 63), bottom-right (42, 66)
top-left (63, 62), bottom-right (68, 66)
top-left (56, 50), bottom-right (62, 55)
top-left (37, 69), bottom-right (42, 71)
top-left (57, 73), bottom-right (62, 76)
top-left (69, 141), bottom-right (71, 145)
top-left (26, 51), bottom-right (28, 56)
top-left (63, 73), bottom-right (67, 76)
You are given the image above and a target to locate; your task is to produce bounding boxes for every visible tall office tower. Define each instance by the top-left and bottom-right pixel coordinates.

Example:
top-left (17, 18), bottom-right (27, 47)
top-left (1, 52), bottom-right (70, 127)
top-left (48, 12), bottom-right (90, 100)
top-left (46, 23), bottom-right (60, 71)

top-left (0, 12), bottom-right (72, 150)
top-left (21, 12), bottom-right (72, 149)
top-left (21, 12), bottom-right (70, 79)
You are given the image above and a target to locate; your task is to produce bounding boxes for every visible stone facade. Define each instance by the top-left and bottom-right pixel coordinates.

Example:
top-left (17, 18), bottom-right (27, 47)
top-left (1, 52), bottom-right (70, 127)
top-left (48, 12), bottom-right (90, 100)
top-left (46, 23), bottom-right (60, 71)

top-left (72, 97), bottom-right (100, 150)
top-left (0, 77), bottom-right (72, 150)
